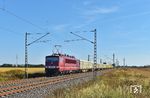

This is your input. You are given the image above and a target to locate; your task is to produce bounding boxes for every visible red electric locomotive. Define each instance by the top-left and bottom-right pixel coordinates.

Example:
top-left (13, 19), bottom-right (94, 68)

top-left (45, 53), bottom-right (80, 76)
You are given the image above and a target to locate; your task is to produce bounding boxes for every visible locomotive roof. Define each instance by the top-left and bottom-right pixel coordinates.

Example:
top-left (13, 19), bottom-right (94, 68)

top-left (46, 53), bottom-right (75, 58)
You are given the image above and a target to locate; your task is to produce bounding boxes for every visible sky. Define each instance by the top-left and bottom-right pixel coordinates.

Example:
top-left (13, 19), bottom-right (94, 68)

top-left (0, 0), bottom-right (150, 66)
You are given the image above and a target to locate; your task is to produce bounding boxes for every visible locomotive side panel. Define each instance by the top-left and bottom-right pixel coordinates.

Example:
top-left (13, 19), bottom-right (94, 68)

top-left (61, 57), bottom-right (80, 72)
top-left (45, 54), bottom-right (80, 76)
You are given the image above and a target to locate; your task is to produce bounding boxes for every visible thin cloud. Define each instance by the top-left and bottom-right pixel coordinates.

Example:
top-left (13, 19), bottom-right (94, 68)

top-left (74, 6), bottom-right (119, 29)
top-left (101, 11), bottom-right (150, 23)
top-left (53, 24), bottom-right (70, 32)
top-left (83, 1), bottom-right (92, 6)
top-left (73, 16), bottom-right (97, 29)
top-left (84, 6), bottom-right (119, 16)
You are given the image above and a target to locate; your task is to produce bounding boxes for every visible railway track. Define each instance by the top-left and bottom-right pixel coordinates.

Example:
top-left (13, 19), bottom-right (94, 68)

top-left (0, 70), bottom-right (112, 98)
top-left (0, 72), bottom-right (93, 97)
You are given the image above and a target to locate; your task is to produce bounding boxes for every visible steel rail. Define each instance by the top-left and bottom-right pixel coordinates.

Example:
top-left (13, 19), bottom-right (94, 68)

top-left (0, 73), bottom-right (91, 97)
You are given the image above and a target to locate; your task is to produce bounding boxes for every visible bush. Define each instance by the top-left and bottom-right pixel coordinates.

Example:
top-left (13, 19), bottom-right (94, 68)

top-left (2, 70), bottom-right (24, 80)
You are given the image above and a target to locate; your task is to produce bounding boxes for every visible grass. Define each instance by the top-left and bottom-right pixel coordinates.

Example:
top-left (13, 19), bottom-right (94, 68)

top-left (0, 67), bottom-right (45, 73)
top-left (0, 67), bottom-right (45, 82)
top-left (0, 70), bottom-right (24, 81)
top-left (48, 68), bottom-right (150, 98)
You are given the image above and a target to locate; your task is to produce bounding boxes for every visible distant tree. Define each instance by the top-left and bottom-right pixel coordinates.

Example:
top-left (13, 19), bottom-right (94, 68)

top-left (28, 64), bottom-right (44, 68)
top-left (112, 64), bottom-right (115, 67)
top-left (103, 62), bottom-right (107, 64)
top-left (0, 64), bottom-right (13, 67)
top-left (0, 64), bottom-right (44, 67)
top-left (144, 65), bottom-right (150, 68)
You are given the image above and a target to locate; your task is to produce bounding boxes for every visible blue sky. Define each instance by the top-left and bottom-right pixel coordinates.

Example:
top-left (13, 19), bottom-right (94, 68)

top-left (0, 0), bottom-right (150, 66)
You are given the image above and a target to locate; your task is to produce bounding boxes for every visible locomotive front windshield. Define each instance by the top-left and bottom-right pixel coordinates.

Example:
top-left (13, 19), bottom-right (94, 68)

top-left (46, 57), bottom-right (59, 62)
top-left (46, 57), bottom-right (59, 66)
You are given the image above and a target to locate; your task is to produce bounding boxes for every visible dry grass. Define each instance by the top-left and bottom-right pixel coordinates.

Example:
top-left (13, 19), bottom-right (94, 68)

top-left (49, 68), bottom-right (150, 98)
top-left (0, 67), bottom-right (45, 73)
top-left (0, 70), bottom-right (25, 81)
top-left (0, 67), bottom-right (45, 82)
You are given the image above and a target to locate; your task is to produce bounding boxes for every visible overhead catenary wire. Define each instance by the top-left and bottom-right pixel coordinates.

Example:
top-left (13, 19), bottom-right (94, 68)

top-left (2, 0), bottom-right (5, 10)
top-left (24, 32), bottom-right (50, 78)
top-left (64, 29), bottom-right (97, 79)
top-left (27, 32), bottom-right (50, 46)
top-left (70, 32), bottom-right (94, 43)
top-left (64, 38), bottom-right (85, 42)
top-left (34, 40), bottom-right (51, 43)
top-left (0, 25), bottom-right (22, 36)
top-left (0, 8), bottom-right (47, 32)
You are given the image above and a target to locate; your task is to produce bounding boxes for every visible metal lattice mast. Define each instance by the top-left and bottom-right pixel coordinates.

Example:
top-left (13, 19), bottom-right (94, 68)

top-left (123, 58), bottom-right (125, 66)
top-left (92, 29), bottom-right (97, 78)
top-left (64, 29), bottom-right (97, 79)
top-left (88, 55), bottom-right (90, 61)
top-left (25, 32), bottom-right (28, 78)
top-left (113, 53), bottom-right (115, 67)
top-left (16, 54), bottom-right (18, 67)
top-left (25, 32), bottom-right (50, 79)
top-left (93, 29), bottom-right (97, 69)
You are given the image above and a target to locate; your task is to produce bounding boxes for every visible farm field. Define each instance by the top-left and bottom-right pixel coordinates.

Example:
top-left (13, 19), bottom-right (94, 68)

top-left (0, 67), bottom-right (45, 82)
top-left (50, 68), bottom-right (150, 98)
top-left (0, 67), bottom-right (45, 73)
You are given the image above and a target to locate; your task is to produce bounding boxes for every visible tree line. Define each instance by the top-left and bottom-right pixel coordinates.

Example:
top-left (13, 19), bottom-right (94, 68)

top-left (0, 64), bottom-right (44, 67)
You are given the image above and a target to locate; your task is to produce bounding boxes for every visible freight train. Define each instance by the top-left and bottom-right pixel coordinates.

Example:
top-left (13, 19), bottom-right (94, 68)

top-left (45, 53), bottom-right (113, 76)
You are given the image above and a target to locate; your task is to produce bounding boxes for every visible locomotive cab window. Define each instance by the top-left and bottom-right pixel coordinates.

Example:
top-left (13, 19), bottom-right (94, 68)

top-left (46, 57), bottom-right (59, 62)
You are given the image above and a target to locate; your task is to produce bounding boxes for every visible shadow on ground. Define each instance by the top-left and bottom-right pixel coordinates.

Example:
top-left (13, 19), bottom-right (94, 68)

top-left (28, 73), bottom-right (46, 78)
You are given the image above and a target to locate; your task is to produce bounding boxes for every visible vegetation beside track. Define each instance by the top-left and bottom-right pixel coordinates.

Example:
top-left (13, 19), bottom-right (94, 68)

top-left (0, 67), bottom-right (44, 73)
top-left (0, 70), bottom-right (24, 81)
top-left (0, 68), bottom-right (45, 82)
top-left (50, 68), bottom-right (150, 98)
